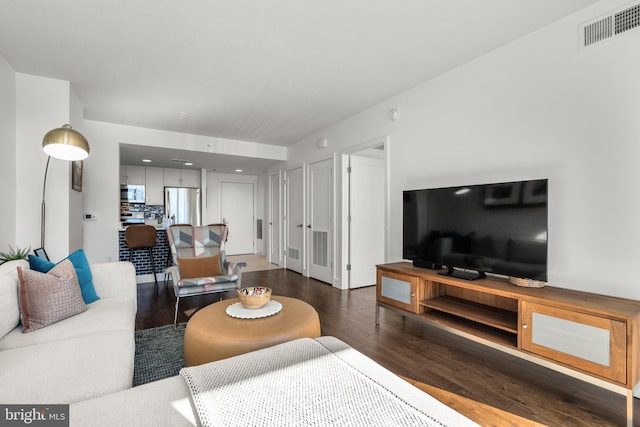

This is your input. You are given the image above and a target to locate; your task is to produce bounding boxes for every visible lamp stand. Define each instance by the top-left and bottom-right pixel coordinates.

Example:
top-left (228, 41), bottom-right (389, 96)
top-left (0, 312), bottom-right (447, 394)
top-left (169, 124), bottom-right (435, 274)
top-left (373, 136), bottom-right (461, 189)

top-left (39, 124), bottom-right (91, 251)
top-left (41, 156), bottom-right (51, 250)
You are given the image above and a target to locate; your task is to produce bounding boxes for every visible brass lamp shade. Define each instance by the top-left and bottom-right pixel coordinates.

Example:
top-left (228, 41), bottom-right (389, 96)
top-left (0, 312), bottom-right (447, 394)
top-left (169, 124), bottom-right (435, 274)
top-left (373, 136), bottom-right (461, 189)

top-left (42, 124), bottom-right (90, 161)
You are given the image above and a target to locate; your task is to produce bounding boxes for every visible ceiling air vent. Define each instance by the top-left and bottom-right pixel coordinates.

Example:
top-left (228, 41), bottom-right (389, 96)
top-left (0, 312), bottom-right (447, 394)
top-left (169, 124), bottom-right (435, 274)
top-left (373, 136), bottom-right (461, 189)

top-left (615, 3), bottom-right (640, 35)
top-left (581, 2), bottom-right (640, 49)
top-left (583, 15), bottom-right (613, 47)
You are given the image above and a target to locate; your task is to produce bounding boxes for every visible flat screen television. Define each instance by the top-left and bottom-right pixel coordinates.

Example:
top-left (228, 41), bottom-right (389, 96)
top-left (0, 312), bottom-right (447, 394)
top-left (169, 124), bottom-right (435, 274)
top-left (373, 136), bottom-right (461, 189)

top-left (403, 179), bottom-right (548, 281)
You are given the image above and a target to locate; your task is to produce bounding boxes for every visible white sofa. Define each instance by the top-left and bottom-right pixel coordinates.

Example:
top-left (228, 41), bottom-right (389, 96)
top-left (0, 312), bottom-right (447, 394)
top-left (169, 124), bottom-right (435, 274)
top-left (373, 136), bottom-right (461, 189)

top-left (0, 259), bottom-right (137, 404)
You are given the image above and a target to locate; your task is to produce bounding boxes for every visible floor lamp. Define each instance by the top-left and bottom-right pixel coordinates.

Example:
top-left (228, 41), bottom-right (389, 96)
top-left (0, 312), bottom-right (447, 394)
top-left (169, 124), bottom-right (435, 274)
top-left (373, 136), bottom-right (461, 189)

top-left (41, 124), bottom-right (91, 251)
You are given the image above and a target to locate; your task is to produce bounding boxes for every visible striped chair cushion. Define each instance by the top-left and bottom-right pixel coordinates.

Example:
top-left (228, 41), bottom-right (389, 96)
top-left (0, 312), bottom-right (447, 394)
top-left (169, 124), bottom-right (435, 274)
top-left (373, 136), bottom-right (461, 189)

top-left (176, 275), bottom-right (239, 295)
top-left (167, 225), bottom-right (228, 263)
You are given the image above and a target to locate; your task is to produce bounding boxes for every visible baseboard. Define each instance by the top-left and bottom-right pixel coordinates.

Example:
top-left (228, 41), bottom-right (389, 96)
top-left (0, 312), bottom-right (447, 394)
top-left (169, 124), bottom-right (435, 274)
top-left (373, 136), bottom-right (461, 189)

top-left (136, 273), bottom-right (166, 284)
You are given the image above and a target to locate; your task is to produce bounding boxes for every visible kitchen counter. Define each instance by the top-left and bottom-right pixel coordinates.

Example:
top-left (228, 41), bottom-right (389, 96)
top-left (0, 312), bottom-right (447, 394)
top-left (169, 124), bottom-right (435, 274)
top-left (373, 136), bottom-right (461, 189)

top-left (119, 224), bottom-right (167, 232)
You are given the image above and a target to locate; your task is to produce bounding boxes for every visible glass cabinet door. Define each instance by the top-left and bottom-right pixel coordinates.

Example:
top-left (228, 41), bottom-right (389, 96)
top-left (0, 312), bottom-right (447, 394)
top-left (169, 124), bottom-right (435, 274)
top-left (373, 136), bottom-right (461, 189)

top-left (521, 301), bottom-right (626, 384)
top-left (377, 270), bottom-right (419, 313)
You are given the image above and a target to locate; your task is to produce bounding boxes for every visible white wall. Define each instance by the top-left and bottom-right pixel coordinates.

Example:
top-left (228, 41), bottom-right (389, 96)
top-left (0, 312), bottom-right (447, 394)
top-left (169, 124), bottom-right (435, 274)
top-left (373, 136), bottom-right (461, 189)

top-left (82, 120), bottom-right (284, 263)
top-left (282, 0), bottom-right (640, 299)
top-left (0, 66), bottom-right (84, 258)
top-left (81, 121), bottom-right (120, 264)
top-left (0, 55), bottom-right (16, 249)
top-left (68, 86), bottom-right (85, 253)
top-left (256, 174), bottom-right (268, 255)
top-left (15, 73), bottom-right (77, 261)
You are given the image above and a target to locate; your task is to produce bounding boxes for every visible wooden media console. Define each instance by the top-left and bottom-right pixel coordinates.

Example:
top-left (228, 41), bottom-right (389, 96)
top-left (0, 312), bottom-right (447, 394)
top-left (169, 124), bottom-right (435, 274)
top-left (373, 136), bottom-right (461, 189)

top-left (376, 262), bottom-right (640, 426)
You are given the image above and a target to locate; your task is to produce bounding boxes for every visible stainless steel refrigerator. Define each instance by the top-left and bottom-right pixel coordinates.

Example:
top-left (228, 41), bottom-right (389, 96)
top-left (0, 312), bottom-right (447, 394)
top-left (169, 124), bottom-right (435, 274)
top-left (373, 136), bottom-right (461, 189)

top-left (164, 187), bottom-right (201, 225)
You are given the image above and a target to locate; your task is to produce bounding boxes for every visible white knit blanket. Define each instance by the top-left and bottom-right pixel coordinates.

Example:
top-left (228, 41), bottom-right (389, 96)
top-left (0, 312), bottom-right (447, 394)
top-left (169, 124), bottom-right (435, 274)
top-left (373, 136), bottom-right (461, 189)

top-left (180, 338), bottom-right (456, 427)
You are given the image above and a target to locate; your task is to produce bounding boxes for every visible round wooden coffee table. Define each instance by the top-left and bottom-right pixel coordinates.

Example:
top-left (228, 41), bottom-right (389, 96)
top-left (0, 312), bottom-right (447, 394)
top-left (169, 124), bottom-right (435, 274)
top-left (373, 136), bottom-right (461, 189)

top-left (183, 296), bottom-right (321, 366)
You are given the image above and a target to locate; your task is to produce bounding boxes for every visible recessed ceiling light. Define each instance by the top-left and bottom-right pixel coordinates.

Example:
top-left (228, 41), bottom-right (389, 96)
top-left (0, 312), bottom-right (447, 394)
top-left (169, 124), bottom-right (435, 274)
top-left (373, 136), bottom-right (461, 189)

top-left (142, 159), bottom-right (152, 163)
top-left (235, 169), bottom-right (243, 173)
top-left (185, 162), bottom-right (193, 166)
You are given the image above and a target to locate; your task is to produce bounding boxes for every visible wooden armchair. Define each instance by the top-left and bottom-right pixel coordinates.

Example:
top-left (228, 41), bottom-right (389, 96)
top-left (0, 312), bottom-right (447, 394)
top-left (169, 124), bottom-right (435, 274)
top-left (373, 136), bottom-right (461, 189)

top-left (165, 224), bottom-right (245, 324)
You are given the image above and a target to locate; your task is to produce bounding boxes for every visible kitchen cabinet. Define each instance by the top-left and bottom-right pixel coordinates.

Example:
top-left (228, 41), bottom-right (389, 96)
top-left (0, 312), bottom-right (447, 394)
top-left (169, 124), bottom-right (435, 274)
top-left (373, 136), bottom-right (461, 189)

top-left (164, 168), bottom-right (199, 187)
top-left (145, 167), bottom-right (165, 205)
top-left (120, 165), bottom-right (145, 185)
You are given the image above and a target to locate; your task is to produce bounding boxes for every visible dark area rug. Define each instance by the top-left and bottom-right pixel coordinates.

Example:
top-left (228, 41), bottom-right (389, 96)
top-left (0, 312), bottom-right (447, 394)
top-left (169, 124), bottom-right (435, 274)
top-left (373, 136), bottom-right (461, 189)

top-left (133, 323), bottom-right (186, 386)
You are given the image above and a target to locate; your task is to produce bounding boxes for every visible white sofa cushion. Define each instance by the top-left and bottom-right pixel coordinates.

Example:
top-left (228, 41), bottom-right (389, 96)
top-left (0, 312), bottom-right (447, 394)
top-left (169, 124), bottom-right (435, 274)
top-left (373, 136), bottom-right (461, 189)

top-left (90, 262), bottom-right (137, 312)
top-left (0, 330), bottom-right (134, 404)
top-left (0, 296), bottom-right (136, 351)
top-left (0, 260), bottom-right (27, 340)
top-left (71, 376), bottom-right (195, 427)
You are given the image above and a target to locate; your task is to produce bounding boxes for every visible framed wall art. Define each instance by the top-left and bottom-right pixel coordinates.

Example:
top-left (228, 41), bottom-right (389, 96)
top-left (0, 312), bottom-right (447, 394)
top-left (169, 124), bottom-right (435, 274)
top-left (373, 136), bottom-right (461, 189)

top-left (72, 160), bottom-right (83, 192)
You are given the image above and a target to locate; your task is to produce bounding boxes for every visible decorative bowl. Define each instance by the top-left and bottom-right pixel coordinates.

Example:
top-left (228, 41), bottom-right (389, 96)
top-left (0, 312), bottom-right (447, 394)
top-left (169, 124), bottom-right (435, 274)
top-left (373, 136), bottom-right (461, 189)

top-left (237, 287), bottom-right (272, 309)
top-left (508, 277), bottom-right (546, 288)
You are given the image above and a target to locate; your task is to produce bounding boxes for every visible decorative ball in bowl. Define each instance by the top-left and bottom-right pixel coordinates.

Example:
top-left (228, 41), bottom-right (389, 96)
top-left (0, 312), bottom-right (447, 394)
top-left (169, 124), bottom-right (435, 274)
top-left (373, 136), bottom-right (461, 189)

top-left (237, 287), bottom-right (272, 309)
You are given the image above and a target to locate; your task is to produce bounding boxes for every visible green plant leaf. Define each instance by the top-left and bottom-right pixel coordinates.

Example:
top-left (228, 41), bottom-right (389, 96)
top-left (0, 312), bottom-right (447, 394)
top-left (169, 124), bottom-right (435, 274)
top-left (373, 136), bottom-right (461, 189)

top-left (0, 245), bottom-right (31, 264)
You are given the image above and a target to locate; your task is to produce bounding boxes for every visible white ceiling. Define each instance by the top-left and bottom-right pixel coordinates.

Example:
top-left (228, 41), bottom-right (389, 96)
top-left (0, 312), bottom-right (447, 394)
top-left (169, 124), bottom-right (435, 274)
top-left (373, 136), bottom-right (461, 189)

top-left (0, 0), bottom-right (600, 173)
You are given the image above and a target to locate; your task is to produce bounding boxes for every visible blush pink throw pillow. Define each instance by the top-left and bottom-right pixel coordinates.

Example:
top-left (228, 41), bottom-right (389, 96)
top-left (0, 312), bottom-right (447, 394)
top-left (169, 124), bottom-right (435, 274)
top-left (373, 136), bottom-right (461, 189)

top-left (17, 259), bottom-right (87, 333)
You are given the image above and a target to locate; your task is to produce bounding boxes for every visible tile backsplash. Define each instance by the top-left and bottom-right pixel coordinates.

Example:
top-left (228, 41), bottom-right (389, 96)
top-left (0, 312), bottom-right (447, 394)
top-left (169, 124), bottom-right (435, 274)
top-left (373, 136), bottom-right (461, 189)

top-left (144, 205), bottom-right (165, 219)
top-left (129, 204), bottom-right (165, 219)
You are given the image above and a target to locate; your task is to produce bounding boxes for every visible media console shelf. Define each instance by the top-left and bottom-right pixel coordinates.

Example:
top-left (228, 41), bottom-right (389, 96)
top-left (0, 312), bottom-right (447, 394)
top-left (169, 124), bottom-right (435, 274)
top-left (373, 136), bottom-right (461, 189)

top-left (376, 262), bottom-right (640, 426)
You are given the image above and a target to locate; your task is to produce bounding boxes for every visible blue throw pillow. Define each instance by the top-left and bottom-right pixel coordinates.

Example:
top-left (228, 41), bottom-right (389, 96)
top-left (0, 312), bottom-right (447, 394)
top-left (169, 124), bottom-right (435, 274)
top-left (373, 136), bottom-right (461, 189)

top-left (28, 254), bottom-right (54, 273)
top-left (28, 249), bottom-right (100, 304)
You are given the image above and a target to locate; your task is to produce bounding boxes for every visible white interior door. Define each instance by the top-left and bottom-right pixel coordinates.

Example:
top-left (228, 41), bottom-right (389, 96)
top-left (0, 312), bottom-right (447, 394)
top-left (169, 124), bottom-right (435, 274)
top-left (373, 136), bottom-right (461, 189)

top-left (349, 153), bottom-right (385, 288)
top-left (221, 181), bottom-right (254, 255)
top-left (308, 158), bottom-right (332, 284)
top-left (268, 171), bottom-right (281, 265)
top-left (285, 167), bottom-right (303, 273)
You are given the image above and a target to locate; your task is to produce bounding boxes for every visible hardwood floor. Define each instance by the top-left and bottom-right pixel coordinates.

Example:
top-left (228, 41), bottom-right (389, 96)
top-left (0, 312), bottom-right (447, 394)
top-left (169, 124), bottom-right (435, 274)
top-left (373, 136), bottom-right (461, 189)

top-left (136, 268), bottom-right (638, 426)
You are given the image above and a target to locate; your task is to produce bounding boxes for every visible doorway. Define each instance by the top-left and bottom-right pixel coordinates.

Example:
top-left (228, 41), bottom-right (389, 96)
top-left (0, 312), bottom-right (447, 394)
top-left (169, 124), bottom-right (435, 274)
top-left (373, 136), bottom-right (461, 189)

top-left (307, 158), bottom-right (333, 284)
top-left (220, 181), bottom-right (254, 255)
top-left (343, 140), bottom-right (387, 289)
top-left (268, 171), bottom-right (281, 265)
top-left (285, 166), bottom-right (304, 273)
